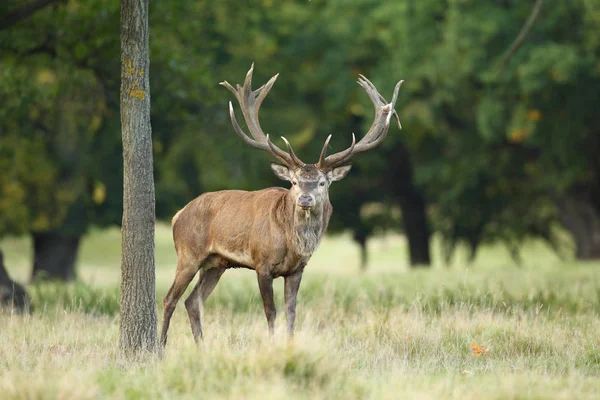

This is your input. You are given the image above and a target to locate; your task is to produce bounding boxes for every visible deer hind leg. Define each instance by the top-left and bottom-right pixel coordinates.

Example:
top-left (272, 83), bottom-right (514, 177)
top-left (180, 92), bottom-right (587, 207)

top-left (160, 256), bottom-right (201, 348)
top-left (185, 265), bottom-right (226, 343)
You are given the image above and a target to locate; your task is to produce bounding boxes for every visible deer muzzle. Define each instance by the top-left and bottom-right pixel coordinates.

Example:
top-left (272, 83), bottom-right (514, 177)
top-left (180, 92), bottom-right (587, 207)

top-left (297, 194), bottom-right (315, 209)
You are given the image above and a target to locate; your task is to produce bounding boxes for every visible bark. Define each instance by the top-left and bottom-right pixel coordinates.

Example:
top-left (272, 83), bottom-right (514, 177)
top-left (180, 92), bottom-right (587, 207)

top-left (0, 250), bottom-right (31, 312)
top-left (556, 194), bottom-right (600, 260)
top-left (31, 232), bottom-right (79, 281)
top-left (119, 0), bottom-right (158, 354)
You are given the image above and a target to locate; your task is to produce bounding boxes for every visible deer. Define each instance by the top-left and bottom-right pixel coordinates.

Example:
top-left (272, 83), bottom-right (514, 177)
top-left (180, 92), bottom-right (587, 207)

top-left (160, 65), bottom-right (403, 348)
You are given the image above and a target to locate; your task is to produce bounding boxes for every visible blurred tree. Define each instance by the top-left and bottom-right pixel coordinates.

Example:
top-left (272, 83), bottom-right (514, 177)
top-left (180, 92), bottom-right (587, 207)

top-left (0, 0), bottom-right (119, 280)
top-left (1, 0), bottom-right (599, 280)
top-left (420, 0), bottom-right (600, 261)
top-left (0, 0), bottom-right (223, 278)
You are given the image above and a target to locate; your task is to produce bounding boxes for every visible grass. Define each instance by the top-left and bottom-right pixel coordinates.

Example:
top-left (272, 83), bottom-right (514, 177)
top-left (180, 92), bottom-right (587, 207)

top-left (1, 225), bottom-right (600, 399)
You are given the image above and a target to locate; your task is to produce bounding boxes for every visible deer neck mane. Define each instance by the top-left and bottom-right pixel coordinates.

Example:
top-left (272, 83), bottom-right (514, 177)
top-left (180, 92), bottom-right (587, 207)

top-left (285, 194), bottom-right (326, 258)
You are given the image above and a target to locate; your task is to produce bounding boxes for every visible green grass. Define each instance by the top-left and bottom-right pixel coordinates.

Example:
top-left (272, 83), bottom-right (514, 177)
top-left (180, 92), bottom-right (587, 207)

top-left (1, 226), bottom-right (600, 399)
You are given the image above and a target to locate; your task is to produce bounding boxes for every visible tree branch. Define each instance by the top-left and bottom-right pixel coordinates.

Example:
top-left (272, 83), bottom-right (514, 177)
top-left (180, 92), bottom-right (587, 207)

top-left (499, 0), bottom-right (544, 68)
top-left (0, 0), bottom-right (63, 31)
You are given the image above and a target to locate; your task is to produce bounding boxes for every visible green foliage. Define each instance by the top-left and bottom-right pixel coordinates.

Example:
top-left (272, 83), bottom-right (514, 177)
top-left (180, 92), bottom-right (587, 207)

top-left (396, 0), bottom-right (600, 259)
top-left (1, 0), bottom-right (599, 261)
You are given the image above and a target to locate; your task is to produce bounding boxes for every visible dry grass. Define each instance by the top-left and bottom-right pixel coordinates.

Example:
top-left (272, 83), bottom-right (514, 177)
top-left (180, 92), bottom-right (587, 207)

top-left (1, 226), bottom-right (600, 399)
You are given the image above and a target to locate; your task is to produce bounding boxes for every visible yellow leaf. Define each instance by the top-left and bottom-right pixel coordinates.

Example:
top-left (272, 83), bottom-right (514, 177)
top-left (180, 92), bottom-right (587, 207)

top-left (32, 215), bottom-right (51, 231)
top-left (508, 128), bottom-right (528, 143)
top-left (527, 109), bottom-right (542, 122)
top-left (36, 69), bottom-right (56, 85)
top-left (67, 0), bottom-right (79, 12)
top-left (93, 181), bottom-right (106, 205)
top-left (90, 115), bottom-right (103, 132)
top-left (471, 343), bottom-right (490, 357)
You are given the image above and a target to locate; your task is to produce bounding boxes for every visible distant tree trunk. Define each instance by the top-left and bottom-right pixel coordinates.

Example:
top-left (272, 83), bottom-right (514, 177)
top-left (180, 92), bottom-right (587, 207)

top-left (119, 0), bottom-right (157, 354)
top-left (396, 190), bottom-right (431, 266)
top-left (0, 250), bottom-right (31, 312)
top-left (31, 232), bottom-right (79, 281)
top-left (353, 230), bottom-right (368, 270)
top-left (556, 193), bottom-right (600, 260)
top-left (383, 136), bottom-right (431, 267)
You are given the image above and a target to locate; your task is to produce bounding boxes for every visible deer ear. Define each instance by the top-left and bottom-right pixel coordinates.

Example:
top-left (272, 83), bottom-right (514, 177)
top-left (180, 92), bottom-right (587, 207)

top-left (328, 164), bottom-right (352, 182)
top-left (270, 163), bottom-right (292, 181)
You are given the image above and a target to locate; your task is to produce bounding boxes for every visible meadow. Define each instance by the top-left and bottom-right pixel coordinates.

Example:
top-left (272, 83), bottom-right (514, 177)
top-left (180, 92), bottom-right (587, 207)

top-left (1, 225), bottom-right (600, 399)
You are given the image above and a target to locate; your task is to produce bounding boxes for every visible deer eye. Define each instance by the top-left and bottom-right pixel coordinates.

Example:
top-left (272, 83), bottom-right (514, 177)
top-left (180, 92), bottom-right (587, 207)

top-left (319, 181), bottom-right (326, 187)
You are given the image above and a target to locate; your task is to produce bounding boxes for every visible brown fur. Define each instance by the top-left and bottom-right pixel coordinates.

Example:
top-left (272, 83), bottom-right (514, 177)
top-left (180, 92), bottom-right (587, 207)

top-left (160, 167), bottom-right (334, 347)
top-left (172, 187), bottom-right (331, 276)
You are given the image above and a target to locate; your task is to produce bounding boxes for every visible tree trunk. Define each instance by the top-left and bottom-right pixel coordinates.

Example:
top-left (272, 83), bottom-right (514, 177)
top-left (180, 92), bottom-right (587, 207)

top-left (119, 0), bottom-right (158, 354)
top-left (353, 231), bottom-right (368, 271)
top-left (397, 190), bottom-right (431, 266)
top-left (378, 126), bottom-right (431, 268)
top-left (556, 194), bottom-right (600, 260)
top-left (31, 232), bottom-right (79, 281)
top-left (0, 250), bottom-right (31, 312)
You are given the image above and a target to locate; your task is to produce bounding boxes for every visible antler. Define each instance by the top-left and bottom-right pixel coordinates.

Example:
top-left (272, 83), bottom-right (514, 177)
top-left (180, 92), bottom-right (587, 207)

top-left (220, 64), bottom-right (305, 168)
top-left (316, 75), bottom-right (404, 171)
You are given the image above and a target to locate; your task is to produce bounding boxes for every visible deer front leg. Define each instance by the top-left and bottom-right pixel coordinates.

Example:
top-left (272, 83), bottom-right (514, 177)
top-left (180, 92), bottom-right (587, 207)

top-left (257, 272), bottom-right (276, 337)
top-left (284, 269), bottom-right (303, 338)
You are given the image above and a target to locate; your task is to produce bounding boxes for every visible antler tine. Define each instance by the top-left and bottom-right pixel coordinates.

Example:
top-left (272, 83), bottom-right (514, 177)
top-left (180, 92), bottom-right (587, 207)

top-left (357, 75), bottom-right (384, 104)
top-left (358, 75), bottom-right (403, 130)
top-left (242, 62), bottom-right (255, 98)
top-left (316, 133), bottom-right (356, 169)
top-left (318, 76), bottom-right (404, 171)
top-left (266, 134), bottom-right (299, 166)
top-left (255, 74), bottom-right (279, 109)
top-left (220, 65), bottom-right (305, 168)
top-left (317, 134), bottom-right (332, 167)
top-left (390, 79), bottom-right (403, 130)
top-left (220, 80), bottom-right (236, 95)
top-left (281, 137), bottom-right (305, 166)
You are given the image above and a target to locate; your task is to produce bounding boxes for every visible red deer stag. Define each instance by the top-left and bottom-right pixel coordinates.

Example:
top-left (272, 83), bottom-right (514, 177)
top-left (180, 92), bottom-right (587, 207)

top-left (160, 65), bottom-right (403, 347)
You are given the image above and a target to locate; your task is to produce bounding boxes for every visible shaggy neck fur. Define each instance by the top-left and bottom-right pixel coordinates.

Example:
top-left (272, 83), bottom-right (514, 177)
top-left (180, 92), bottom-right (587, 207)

top-left (291, 203), bottom-right (326, 258)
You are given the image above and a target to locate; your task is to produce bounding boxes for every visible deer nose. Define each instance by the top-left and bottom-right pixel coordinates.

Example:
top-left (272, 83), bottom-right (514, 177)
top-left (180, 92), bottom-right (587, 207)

top-left (298, 194), bottom-right (315, 208)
